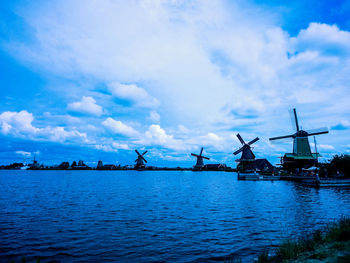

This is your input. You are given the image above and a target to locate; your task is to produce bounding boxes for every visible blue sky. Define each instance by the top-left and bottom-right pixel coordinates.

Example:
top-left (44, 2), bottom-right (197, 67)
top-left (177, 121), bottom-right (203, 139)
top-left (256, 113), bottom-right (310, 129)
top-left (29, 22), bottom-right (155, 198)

top-left (1, 0), bottom-right (350, 167)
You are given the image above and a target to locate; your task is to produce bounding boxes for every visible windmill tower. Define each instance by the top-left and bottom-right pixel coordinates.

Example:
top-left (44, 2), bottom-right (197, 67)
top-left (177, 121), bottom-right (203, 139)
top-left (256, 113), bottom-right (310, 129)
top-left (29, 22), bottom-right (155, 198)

top-left (233, 133), bottom-right (259, 172)
top-left (191, 147), bottom-right (210, 170)
top-left (269, 108), bottom-right (328, 172)
top-left (135, 149), bottom-right (148, 169)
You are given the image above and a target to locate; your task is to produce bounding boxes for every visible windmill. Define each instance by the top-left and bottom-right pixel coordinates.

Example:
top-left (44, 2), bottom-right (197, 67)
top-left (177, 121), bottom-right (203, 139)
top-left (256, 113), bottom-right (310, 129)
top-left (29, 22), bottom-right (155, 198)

top-left (191, 147), bottom-right (210, 170)
top-left (233, 133), bottom-right (259, 172)
top-left (269, 108), bottom-right (328, 172)
top-left (135, 149), bottom-right (148, 169)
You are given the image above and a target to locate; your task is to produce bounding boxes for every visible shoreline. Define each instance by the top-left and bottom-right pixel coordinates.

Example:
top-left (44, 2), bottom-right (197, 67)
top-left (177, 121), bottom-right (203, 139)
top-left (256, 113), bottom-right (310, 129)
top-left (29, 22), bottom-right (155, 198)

top-left (0, 167), bottom-right (236, 172)
top-left (255, 217), bottom-right (350, 263)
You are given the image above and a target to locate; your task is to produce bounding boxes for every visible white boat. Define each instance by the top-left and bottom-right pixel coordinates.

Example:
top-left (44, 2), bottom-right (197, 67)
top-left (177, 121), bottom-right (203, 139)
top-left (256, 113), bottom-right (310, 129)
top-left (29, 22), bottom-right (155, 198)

top-left (261, 174), bottom-right (280, 181)
top-left (237, 170), bottom-right (262, 180)
top-left (302, 174), bottom-right (350, 187)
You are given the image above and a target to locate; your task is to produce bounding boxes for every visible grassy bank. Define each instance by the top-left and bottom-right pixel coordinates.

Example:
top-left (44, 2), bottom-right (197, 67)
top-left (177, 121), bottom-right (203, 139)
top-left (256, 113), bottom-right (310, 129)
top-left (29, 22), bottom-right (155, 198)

top-left (256, 217), bottom-right (350, 262)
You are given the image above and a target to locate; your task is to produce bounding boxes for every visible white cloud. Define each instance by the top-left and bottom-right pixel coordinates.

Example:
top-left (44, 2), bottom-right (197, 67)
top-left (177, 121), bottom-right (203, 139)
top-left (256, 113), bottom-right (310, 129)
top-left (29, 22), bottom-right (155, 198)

top-left (42, 126), bottom-right (88, 143)
top-left (178, 124), bottom-right (189, 134)
top-left (109, 83), bottom-right (159, 108)
top-left (148, 110), bottom-right (160, 123)
top-left (207, 132), bottom-right (222, 141)
top-left (3, 1), bottom-right (350, 161)
top-left (8, 1), bottom-right (279, 126)
top-left (141, 125), bottom-right (230, 153)
top-left (93, 144), bottom-right (117, 152)
top-left (0, 110), bottom-right (88, 143)
top-left (0, 110), bottom-right (39, 135)
top-left (67, 96), bottom-right (103, 116)
top-left (190, 131), bottom-right (235, 152)
top-left (331, 120), bottom-right (350, 130)
top-left (318, 144), bottom-right (335, 151)
top-left (145, 124), bottom-right (174, 144)
top-left (112, 142), bottom-right (129, 150)
top-left (93, 139), bottom-right (130, 153)
top-left (142, 124), bottom-right (188, 151)
top-left (292, 23), bottom-right (350, 56)
top-left (16, 151), bottom-right (32, 157)
top-left (43, 112), bottom-right (81, 125)
top-left (102, 117), bottom-right (139, 137)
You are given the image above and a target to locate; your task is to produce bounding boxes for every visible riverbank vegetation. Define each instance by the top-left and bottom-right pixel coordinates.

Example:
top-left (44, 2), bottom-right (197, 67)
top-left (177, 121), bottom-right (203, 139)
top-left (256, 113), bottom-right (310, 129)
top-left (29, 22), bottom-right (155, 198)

top-left (319, 154), bottom-right (350, 178)
top-left (256, 216), bottom-right (350, 262)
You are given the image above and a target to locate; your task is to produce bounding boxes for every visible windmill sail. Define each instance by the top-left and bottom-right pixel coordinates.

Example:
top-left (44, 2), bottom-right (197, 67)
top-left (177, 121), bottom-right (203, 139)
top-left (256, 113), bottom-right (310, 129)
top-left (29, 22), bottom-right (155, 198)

top-left (233, 134), bottom-right (259, 161)
top-left (269, 134), bottom-right (295, 141)
top-left (191, 147), bottom-right (210, 167)
top-left (134, 149), bottom-right (148, 168)
top-left (268, 108), bottom-right (329, 172)
top-left (293, 108), bottom-right (300, 131)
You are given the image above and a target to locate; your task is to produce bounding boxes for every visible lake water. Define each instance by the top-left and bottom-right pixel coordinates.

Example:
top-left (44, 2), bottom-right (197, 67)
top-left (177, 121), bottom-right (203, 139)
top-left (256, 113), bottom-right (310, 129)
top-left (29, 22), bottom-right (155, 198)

top-left (0, 170), bottom-right (349, 262)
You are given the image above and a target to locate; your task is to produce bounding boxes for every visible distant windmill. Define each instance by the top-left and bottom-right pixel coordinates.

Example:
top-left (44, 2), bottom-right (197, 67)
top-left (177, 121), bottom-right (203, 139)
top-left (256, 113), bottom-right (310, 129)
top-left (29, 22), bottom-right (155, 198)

top-left (135, 149), bottom-right (148, 169)
top-left (233, 133), bottom-right (259, 161)
top-left (191, 147), bottom-right (210, 170)
top-left (233, 133), bottom-right (259, 173)
top-left (269, 108), bottom-right (328, 172)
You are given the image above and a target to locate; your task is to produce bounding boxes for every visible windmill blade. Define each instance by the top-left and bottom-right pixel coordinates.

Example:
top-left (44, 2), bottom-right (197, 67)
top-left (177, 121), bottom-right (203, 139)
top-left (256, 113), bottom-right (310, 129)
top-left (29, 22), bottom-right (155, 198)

top-left (248, 137), bottom-right (259, 145)
top-left (142, 150), bottom-right (148, 156)
top-left (269, 134), bottom-right (294, 141)
top-left (202, 156), bottom-right (210, 160)
top-left (236, 133), bottom-right (245, 145)
top-left (199, 147), bottom-right (203, 156)
top-left (251, 151), bottom-right (255, 159)
top-left (233, 147), bottom-right (244, 155)
top-left (191, 153), bottom-right (199, 157)
top-left (135, 149), bottom-right (141, 156)
top-left (293, 108), bottom-right (300, 131)
top-left (289, 109), bottom-right (297, 132)
top-left (306, 127), bottom-right (329, 136)
top-left (308, 130), bottom-right (329, 136)
top-left (141, 156), bottom-right (147, 163)
top-left (135, 159), bottom-right (138, 162)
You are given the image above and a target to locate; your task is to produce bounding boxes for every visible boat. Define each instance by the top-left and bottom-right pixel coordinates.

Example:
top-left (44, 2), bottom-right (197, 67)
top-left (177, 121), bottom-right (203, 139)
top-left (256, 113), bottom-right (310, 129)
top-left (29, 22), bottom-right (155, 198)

top-left (302, 176), bottom-right (350, 187)
top-left (237, 170), bottom-right (280, 181)
top-left (20, 165), bottom-right (29, 170)
top-left (261, 173), bottom-right (280, 181)
top-left (237, 170), bottom-right (262, 180)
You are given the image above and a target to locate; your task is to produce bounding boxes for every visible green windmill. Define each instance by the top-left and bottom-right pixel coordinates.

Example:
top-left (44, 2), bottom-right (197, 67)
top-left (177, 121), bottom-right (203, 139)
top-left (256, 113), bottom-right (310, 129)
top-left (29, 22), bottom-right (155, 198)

top-left (269, 108), bottom-right (328, 172)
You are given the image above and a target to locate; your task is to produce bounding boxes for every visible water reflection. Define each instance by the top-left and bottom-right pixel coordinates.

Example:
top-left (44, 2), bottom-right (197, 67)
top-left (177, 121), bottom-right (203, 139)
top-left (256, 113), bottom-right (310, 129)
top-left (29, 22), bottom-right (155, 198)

top-left (0, 170), bottom-right (349, 262)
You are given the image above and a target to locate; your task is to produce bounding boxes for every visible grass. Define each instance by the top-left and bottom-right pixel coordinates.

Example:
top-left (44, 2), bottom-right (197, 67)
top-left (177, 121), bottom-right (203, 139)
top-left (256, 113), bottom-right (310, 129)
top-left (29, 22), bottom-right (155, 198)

top-left (256, 216), bottom-right (350, 262)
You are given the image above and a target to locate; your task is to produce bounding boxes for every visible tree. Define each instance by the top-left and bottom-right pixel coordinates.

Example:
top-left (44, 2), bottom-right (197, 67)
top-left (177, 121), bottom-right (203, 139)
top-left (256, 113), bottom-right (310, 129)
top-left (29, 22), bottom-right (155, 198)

top-left (330, 154), bottom-right (350, 178)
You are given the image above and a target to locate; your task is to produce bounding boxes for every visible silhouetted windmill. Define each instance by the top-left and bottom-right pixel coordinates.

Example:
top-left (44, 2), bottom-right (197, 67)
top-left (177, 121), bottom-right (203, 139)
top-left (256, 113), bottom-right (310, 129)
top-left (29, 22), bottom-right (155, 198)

top-left (191, 147), bottom-right (210, 170)
top-left (233, 133), bottom-right (259, 173)
top-left (233, 133), bottom-right (259, 161)
top-left (135, 149), bottom-right (148, 169)
top-left (269, 108), bottom-right (328, 172)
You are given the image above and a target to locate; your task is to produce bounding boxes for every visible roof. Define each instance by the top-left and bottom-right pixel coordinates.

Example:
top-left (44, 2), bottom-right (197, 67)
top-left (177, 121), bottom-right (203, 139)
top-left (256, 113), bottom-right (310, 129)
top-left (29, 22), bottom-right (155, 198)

top-left (254, 159), bottom-right (274, 171)
top-left (203, 164), bottom-right (226, 168)
top-left (285, 153), bottom-right (317, 159)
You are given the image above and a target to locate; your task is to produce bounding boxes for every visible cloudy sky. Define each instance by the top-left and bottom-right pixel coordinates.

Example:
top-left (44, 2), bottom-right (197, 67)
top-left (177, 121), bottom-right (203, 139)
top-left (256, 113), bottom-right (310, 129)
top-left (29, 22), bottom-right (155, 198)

top-left (1, 0), bottom-right (349, 167)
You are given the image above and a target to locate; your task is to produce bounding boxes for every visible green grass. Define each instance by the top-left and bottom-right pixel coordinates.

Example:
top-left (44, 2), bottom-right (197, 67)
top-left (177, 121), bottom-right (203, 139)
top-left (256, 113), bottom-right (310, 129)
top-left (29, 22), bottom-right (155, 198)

top-left (256, 216), bottom-right (350, 262)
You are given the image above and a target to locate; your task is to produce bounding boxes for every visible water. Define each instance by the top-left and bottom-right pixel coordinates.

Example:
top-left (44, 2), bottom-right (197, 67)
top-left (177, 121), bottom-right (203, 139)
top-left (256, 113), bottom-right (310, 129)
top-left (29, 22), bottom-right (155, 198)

top-left (0, 170), bottom-right (349, 262)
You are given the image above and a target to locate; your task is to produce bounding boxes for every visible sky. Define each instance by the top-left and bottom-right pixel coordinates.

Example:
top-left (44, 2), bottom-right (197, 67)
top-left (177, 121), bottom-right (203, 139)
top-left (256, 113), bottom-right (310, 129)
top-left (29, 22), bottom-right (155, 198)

top-left (0, 0), bottom-right (350, 167)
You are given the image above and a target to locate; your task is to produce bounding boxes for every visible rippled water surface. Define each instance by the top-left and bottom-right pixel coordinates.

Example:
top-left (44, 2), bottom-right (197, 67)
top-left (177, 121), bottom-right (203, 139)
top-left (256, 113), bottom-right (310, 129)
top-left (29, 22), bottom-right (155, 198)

top-left (1, 170), bottom-right (349, 262)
